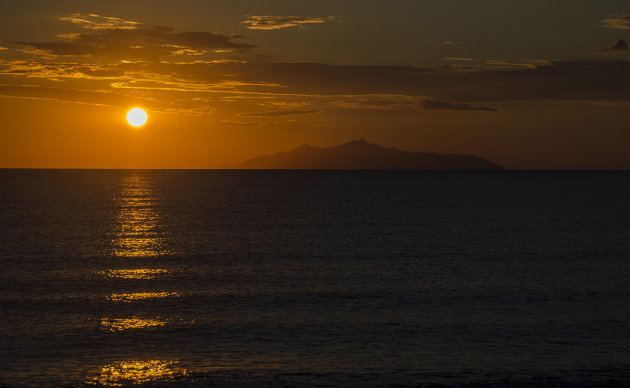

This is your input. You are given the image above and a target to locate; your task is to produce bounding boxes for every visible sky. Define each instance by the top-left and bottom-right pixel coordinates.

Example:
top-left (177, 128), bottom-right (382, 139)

top-left (1, 0), bottom-right (629, 169)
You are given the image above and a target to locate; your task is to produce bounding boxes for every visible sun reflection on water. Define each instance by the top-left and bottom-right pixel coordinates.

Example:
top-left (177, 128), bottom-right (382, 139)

top-left (107, 292), bottom-right (179, 302)
top-left (106, 175), bottom-right (172, 258)
top-left (94, 175), bottom-right (188, 385)
top-left (97, 268), bottom-right (169, 279)
top-left (100, 317), bottom-right (168, 331)
top-left (89, 360), bottom-right (187, 386)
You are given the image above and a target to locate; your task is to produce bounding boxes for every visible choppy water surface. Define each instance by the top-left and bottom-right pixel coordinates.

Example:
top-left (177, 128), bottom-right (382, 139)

top-left (1, 170), bottom-right (630, 387)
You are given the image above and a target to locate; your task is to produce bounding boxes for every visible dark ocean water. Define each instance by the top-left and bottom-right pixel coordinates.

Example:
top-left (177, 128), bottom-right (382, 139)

top-left (1, 170), bottom-right (630, 387)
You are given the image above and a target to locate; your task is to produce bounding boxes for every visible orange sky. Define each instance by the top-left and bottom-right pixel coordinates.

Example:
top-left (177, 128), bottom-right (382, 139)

top-left (1, 1), bottom-right (630, 169)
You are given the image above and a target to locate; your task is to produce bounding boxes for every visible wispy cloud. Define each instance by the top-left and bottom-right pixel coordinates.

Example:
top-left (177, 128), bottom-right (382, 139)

top-left (240, 110), bottom-right (320, 117)
top-left (441, 57), bottom-right (553, 71)
top-left (261, 101), bottom-right (312, 108)
top-left (331, 95), bottom-right (421, 111)
top-left (601, 15), bottom-right (630, 30)
top-left (0, 83), bottom-right (139, 107)
top-left (483, 59), bottom-right (551, 70)
top-left (59, 13), bottom-right (141, 30)
top-left (0, 60), bottom-right (125, 80)
top-left (241, 16), bottom-right (334, 30)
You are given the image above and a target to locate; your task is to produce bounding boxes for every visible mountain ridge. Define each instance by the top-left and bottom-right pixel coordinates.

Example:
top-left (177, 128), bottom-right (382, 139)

top-left (237, 140), bottom-right (503, 170)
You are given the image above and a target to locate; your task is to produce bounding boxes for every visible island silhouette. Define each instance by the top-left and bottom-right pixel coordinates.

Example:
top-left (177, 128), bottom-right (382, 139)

top-left (237, 139), bottom-right (503, 170)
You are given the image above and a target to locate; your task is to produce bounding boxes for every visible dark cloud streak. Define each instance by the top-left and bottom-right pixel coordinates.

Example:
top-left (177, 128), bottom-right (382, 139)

top-left (422, 100), bottom-right (497, 112)
top-left (217, 120), bottom-right (264, 126)
top-left (185, 61), bottom-right (630, 103)
top-left (240, 110), bottom-right (320, 117)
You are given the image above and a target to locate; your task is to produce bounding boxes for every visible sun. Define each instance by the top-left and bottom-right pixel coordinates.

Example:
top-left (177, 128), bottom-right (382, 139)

top-left (126, 108), bottom-right (148, 127)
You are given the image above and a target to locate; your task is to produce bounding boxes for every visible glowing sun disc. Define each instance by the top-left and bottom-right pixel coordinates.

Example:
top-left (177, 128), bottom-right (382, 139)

top-left (127, 108), bottom-right (148, 127)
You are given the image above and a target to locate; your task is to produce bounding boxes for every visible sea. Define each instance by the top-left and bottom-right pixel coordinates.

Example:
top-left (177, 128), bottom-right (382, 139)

top-left (1, 170), bottom-right (629, 387)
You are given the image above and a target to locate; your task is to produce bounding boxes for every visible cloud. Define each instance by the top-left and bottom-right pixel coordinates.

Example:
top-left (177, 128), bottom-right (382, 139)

top-left (0, 60), bottom-right (126, 80)
top-left (598, 39), bottom-right (628, 52)
top-left (0, 83), bottom-right (140, 107)
top-left (241, 16), bottom-right (333, 30)
top-left (240, 110), bottom-right (320, 117)
top-left (5, 55), bottom-right (630, 115)
top-left (443, 57), bottom-right (474, 61)
top-left (207, 60), bottom-right (630, 103)
top-left (441, 58), bottom-right (551, 70)
top-left (217, 120), bottom-right (264, 126)
top-left (331, 94), bottom-right (421, 111)
top-left (59, 13), bottom-right (140, 30)
top-left (5, 13), bottom-right (630, 118)
top-left (14, 14), bottom-right (255, 60)
top-left (601, 15), bottom-right (630, 30)
top-left (5, 11), bottom-right (630, 126)
top-left (422, 100), bottom-right (497, 112)
top-left (262, 101), bottom-right (312, 108)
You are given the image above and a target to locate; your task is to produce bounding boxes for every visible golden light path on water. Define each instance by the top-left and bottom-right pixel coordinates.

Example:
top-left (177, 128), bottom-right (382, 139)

top-left (106, 292), bottom-right (179, 303)
top-left (90, 174), bottom-right (186, 386)
top-left (100, 317), bottom-right (168, 332)
top-left (97, 268), bottom-right (169, 279)
top-left (90, 360), bottom-right (187, 386)
top-left (107, 175), bottom-right (171, 258)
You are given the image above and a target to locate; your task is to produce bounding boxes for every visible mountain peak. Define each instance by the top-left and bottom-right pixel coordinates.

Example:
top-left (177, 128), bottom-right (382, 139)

top-left (238, 140), bottom-right (503, 170)
top-left (339, 139), bottom-right (381, 149)
top-left (343, 139), bottom-right (369, 145)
